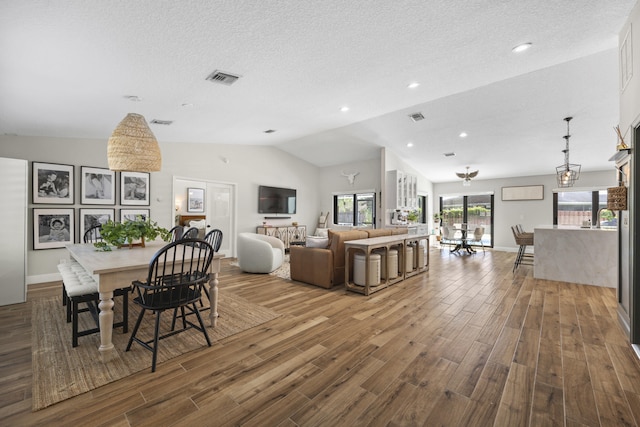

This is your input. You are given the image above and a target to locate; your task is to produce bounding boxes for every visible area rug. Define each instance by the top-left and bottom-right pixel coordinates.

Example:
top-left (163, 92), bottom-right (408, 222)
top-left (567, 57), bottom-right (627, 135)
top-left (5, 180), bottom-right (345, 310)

top-left (269, 254), bottom-right (290, 280)
top-left (31, 291), bottom-right (280, 411)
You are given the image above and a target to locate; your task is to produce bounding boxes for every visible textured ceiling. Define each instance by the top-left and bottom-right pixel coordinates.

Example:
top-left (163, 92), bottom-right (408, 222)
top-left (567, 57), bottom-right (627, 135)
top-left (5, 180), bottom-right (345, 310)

top-left (0, 0), bottom-right (635, 182)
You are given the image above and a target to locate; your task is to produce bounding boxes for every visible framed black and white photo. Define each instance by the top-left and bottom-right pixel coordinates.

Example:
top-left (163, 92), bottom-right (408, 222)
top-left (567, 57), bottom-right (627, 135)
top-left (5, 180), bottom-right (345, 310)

top-left (79, 208), bottom-right (114, 239)
top-left (81, 166), bottom-right (115, 205)
top-left (187, 188), bottom-right (205, 213)
top-left (120, 171), bottom-right (150, 206)
top-left (33, 208), bottom-right (75, 249)
top-left (32, 162), bottom-right (74, 204)
top-left (120, 209), bottom-right (150, 222)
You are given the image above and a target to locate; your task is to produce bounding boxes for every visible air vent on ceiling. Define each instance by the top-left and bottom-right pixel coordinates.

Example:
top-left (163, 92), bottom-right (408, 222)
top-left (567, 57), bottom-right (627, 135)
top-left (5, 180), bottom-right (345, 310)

top-left (443, 152), bottom-right (456, 157)
top-left (408, 112), bottom-right (425, 122)
top-left (206, 70), bottom-right (241, 85)
top-left (150, 119), bottom-right (173, 125)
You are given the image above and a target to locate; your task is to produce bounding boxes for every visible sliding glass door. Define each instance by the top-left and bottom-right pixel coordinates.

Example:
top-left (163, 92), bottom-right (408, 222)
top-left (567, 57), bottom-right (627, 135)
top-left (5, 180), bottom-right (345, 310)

top-left (440, 194), bottom-right (493, 247)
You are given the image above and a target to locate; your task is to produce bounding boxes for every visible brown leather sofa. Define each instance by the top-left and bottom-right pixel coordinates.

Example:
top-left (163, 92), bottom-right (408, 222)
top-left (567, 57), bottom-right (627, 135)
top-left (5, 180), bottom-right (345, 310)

top-left (290, 227), bottom-right (408, 289)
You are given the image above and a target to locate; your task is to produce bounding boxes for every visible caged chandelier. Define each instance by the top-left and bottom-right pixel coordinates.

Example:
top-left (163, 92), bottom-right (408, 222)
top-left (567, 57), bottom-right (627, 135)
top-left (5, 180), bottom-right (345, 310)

top-left (556, 116), bottom-right (581, 187)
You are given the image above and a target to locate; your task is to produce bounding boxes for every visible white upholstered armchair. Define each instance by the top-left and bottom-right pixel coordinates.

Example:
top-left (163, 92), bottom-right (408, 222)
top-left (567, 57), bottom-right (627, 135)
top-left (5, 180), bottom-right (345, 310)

top-left (237, 232), bottom-right (285, 273)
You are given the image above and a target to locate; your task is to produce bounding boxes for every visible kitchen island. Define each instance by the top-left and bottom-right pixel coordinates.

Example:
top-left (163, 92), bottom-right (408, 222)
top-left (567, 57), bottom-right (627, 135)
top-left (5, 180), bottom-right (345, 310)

top-left (533, 225), bottom-right (617, 288)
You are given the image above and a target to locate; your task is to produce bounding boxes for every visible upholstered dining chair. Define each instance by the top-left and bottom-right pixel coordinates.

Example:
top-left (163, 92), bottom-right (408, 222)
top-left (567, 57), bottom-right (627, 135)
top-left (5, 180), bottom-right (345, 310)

top-left (467, 227), bottom-right (485, 252)
top-left (126, 239), bottom-right (214, 372)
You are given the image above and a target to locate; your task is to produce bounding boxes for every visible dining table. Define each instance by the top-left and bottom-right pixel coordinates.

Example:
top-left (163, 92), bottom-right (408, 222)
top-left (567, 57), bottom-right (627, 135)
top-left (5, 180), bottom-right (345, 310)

top-left (65, 240), bottom-right (223, 361)
top-left (451, 224), bottom-right (476, 254)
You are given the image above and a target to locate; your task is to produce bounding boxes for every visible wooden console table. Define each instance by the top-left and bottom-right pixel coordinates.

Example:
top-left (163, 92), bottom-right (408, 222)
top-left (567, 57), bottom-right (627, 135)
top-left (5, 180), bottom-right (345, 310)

top-left (344, 233), bottom-right (429, 295)
top-left (257, 225), bottom-right (306, 249)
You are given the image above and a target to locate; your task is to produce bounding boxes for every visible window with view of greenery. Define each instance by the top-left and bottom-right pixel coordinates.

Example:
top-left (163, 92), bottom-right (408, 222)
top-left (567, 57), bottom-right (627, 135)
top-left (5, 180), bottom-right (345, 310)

top-left (440, 194), bottom-right (493, 247)
top-left (334, 192), bottom-right (375, 227)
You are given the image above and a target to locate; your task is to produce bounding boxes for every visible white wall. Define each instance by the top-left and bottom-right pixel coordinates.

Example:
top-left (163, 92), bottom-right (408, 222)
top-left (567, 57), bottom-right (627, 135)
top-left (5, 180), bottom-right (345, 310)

top-left (318, 156), bottom-right (381, 229)
top-left (433, 170), bottom-right (616, 250)
top-left (619, 1), bottom-right (640, 139)
top-left (0, 135), bottom-right (321, 282)
top-left (383, 148), bottom-right (435, 227)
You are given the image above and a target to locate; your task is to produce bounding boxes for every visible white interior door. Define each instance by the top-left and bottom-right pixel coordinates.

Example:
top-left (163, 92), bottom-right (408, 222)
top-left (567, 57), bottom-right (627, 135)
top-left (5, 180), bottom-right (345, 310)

top-left (206, 182), bottom-right (235, 257)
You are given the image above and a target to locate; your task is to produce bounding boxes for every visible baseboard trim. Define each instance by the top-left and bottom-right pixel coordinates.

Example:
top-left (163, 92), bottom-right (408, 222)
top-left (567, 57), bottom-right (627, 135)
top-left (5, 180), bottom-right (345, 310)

top-left (27, 273), bottom-right (62, 285)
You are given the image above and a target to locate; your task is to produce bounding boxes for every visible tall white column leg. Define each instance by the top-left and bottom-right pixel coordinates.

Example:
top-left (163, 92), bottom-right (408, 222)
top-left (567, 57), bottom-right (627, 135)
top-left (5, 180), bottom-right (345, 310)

top-left (98, 290), bottom-right (115, 361)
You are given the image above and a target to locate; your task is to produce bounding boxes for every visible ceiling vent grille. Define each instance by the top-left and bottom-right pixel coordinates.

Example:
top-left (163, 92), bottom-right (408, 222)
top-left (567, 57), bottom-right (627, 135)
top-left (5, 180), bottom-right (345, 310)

top-left (206, 70), bottom-right (241, 85)
top-left (443, 152), bottom-right (456, 157)
top-left (150, 119), bottom-right (173, 126)
top-left (408, 112), bottom-right (425, 122)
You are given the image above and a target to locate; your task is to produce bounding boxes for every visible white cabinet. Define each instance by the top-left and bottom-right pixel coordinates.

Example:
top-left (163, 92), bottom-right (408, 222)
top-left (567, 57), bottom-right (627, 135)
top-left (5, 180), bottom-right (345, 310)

top-left (0, 158), bottom-right (27, 306)
top-left (387, 170), bottom-right (418, 209)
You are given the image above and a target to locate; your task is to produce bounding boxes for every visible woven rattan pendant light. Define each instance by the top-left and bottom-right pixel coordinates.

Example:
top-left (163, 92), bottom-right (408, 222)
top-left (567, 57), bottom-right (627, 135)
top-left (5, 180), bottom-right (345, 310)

top-left (107, 113), bottom-right (162, 172)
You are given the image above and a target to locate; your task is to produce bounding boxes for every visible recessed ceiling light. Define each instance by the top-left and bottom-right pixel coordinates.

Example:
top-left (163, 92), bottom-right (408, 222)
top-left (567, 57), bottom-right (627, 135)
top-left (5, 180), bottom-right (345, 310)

top-left (340, 106), bottom-right (349, 112)
top-left (264, 129), bottom-right (276, 133)
top-left (407, 82), bottom-right (420, 89)
top-left (181, 103), bottom-right (194, 108)
top-left (459, 132), bottom-right (468, 138)
top-left (512, 42), bottom-right (532, 53)
top-left (124, 95), bottom-right (142, 102)
top-left (443, 152), bottom-right (456, 157)
top-left (407, 142), bottom-right (414, 147)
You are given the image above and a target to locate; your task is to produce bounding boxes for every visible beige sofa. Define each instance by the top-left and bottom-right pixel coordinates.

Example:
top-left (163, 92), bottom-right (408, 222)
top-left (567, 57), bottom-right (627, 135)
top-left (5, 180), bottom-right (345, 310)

top-left (290, 228), bottom-right (408, 289)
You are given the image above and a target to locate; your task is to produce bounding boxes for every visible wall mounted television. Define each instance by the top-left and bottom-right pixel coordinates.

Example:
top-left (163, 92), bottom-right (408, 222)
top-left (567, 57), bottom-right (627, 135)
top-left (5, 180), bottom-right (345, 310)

top-left (258, 185), bottom-right (297, 214)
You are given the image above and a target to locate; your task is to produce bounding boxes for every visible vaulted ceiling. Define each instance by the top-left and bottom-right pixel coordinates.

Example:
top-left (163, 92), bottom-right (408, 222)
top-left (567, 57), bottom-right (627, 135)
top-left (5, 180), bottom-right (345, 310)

top-left (0, 1), bottom-right (635, 182)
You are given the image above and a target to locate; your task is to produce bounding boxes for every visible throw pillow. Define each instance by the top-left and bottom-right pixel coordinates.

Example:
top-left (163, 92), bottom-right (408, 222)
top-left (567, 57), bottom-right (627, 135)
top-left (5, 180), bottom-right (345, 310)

top-left (189, 219), bottom-right (206, 229)
top-left (306, 236), bottom-right (329, 248)
top-left (315, 227), bottom-right (329, 238)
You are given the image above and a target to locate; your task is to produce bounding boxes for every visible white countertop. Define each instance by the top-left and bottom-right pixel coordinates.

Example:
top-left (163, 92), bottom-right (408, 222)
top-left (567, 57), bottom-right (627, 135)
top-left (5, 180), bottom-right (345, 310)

top-left (535, 225), bottom-right (617, 232)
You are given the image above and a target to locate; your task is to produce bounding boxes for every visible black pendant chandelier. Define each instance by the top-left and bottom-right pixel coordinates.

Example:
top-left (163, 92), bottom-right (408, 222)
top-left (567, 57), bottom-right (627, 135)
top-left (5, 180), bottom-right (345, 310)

top-left (556, 116), bottom-right (581, 188)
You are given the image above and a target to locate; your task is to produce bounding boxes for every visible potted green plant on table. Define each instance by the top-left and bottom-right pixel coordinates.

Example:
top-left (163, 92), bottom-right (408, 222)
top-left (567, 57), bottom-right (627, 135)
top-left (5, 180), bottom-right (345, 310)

top-left (93, 217), bottom-right (171, 251)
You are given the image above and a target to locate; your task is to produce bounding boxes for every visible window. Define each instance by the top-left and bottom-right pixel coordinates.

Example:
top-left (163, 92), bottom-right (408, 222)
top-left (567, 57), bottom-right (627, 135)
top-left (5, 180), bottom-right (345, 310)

top-left (418, 195), bottom-right (427, 223)
top-left (334, 192), bottom-right (376, 227)
top-left (553, 190), bottom-right (614, 226)
top-left (440, 194), bottom-right (494, 247)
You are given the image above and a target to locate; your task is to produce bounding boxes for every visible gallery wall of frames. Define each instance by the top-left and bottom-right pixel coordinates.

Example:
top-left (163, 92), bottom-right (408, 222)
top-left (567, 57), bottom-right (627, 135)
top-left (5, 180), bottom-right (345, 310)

top-left (31, 161), bottom-right (152, 250)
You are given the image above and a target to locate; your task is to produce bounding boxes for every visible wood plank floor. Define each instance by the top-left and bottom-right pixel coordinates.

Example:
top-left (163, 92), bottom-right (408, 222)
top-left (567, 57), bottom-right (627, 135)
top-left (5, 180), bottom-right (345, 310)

top-left (2, 247), bottom-right (640, 426)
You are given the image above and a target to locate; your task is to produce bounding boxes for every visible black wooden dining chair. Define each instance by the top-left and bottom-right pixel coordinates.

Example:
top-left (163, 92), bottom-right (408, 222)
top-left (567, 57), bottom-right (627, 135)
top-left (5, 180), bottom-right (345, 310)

top-left (182, 227), bottom-right (199, 240)
top-left (168, 225), bottom-right (183, 242)
top-left (126, 239), bottom-right (214, 372)
top-left (83, 224), bottom-right (103, 243)
top-left (204, 229), bottom-right (223, 252)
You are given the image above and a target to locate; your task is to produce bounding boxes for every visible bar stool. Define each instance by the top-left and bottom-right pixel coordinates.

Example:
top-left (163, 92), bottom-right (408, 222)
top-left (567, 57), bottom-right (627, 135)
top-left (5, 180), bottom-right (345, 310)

top-left (511, 225), bottom-right (534, 272)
